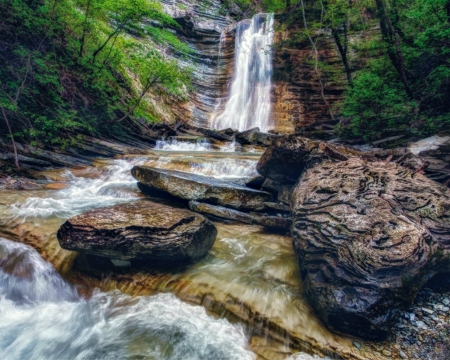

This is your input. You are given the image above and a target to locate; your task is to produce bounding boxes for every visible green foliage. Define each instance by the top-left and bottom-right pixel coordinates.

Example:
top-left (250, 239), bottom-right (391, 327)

top-left (0, 0), bottom-right (191, 147)
top-left (273, 0), bottom-right (450, 141)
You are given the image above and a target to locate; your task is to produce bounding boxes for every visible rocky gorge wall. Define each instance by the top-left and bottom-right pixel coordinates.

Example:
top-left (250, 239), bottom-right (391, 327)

top-left (156, 1), bottom-right (345, 135)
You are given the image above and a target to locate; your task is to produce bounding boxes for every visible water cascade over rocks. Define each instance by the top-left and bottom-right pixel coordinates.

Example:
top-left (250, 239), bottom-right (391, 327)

top-left (212, 13), bottom-right (275, 132)
top-left (0, 238), bottom-right (256, 360)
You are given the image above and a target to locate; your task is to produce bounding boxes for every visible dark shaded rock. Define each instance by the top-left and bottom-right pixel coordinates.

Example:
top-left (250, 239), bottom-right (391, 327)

top-left (262, 202), bottom-right (291, 212)
top-left (132, 166), bottom-right (272, 210)
top-left (193, 127), bottom-right (237, 142)
top-left (277, 185), bottom-right (294, 205)
top-left (189, 201), bottom-right (291, 230)
top-left (261, 178), bottom-right (282, 193)
top-left (244, 175), bottom-right (265, 189)
top-left (257, 135), bottom-right (364, 183)
top-left (236, 127), bottom-right (281, 146)
top-left (291, 158), bottom-right (450, 340)
top-left (57, 201), bottom-right (217, 264)
top-left (257, 136), bottom-right (320, 183)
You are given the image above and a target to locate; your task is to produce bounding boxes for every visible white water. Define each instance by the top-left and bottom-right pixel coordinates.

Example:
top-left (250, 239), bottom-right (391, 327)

top-left (154, 138), bottom-right (237, 152)
top-left (0, 237), bottom-right (256, 360)
top-left (10, 159), bottom-right (142, 220)
top-left (212, 13), bottom-right (274, 132)
top-left (155, 138), bottom-right (212, 151)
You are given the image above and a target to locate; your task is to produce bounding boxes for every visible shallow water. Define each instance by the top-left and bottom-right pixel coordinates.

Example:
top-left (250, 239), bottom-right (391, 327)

top-left (0, 151), bottom-right (358, 359)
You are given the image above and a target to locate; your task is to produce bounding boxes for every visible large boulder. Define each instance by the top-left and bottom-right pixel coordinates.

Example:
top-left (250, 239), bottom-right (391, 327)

top-left (257, 135), bottom-right (364, 183)
top-left (132, 166), bottom-right (272, 210)
top-left (257, 136), bottom-right (319, 183)
top-left (57, 201), bottom-right (217, 265)
top-left (291, 158), bottom-right (450, 340)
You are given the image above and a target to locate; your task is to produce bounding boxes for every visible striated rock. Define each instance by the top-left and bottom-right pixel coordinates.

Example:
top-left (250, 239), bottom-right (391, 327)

top-left (132, 166), bottom-right (272, 210)
top-left (189, 201), bottom-right (292, 230)
top-left (57, 201), bottom-right (217, 264)
top-left (291, 158), bottom-right (450, 340)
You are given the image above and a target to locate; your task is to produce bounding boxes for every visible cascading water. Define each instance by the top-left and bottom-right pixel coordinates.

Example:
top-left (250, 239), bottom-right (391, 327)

top-left (0, 238), bottom-right (256, 360)
top-left (211, 13), bottom-right (274, 132)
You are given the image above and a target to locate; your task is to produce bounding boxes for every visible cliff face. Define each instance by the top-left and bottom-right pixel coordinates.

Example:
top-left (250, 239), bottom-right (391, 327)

top-left (153, 1), bottom-right (236, 128)
top-left (272, 25), bottom-right (345, 134)
top-left (158, 2), bottom-right (344, 134)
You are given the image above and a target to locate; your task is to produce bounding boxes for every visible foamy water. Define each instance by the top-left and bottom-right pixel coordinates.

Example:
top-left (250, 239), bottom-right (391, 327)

top-left (0, 237), bottom-right (256, 360)
top-left (10, 159), bottom-right (142, 220)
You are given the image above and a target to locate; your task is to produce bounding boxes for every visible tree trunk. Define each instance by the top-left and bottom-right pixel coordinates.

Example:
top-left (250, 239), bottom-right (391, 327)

top-left (332, 26), bottom-right (352, 87)
top-left (1, 107), bottom-right (20, 169)
top-left (375, 0), bottom-right (413, 98)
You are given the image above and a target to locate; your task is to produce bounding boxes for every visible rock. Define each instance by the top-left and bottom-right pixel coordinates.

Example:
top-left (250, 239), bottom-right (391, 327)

top-left (194, 127), bottom-right (237, 142)
top-left (244, 175), bottom-right (265, 189)
top-left (257, 135), bottom-right (364, 183)
top-left (262, 202), bottom-right (291, 212)
top-left (57, 201), bottom-right (217, 265)
top-left (235, 128), bottom-right (280, 146)
top-left (257, 136), bottom-right (320, 183)
top-left (189, 201), bottom-right (292, 230)
top-left (291, 158), bottom-right (450, 340)
top-left (277, 185), bottom-right (294, 205)
top-left (132, 166), bottom-right (272, 210)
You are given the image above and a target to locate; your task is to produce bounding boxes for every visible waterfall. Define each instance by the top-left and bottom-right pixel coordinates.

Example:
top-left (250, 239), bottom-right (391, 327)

top-left (212, 13), bottom-right (274, 133)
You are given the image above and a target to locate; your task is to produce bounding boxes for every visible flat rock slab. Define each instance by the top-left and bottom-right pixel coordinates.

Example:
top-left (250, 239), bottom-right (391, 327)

top-left (57, 201), bottom-right (217, 264)
top-left (189, 201), bottom-right (292, 230)
top-left (292, 158), bottom-right (450, 340)
top-left (132, 166), bottom-right (272, 210)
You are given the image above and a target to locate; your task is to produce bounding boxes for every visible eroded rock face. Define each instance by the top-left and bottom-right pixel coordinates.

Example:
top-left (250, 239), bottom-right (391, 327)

top-left (291, 158), bottom-right (450, 340)
top-left (57, 201), bottom-right (217, 265)
top-left (132, 166), bottom-right (272, 210)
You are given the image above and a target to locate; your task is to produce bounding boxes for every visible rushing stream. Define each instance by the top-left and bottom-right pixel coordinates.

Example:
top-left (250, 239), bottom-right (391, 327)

top-left (0, 148), bottom-right (340, 359)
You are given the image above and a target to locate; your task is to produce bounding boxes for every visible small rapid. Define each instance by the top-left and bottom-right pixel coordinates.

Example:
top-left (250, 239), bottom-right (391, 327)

top-left (10, 159), bottom-right (141, 220)
top-left (0, 237), bottom-right (256, 360)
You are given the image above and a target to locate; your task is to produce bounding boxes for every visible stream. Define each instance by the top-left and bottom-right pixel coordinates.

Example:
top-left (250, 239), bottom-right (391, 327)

top-left (0, 143), bottom-right (341, 359)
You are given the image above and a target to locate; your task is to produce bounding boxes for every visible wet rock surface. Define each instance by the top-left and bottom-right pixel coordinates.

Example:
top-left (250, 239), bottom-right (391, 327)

top-left (189, 200), bottom-right (292, 230)
top-left (132, 166), bottom-right (272, 210)
top-left (57, 200), bottom-right (217, 265)
top-left (291, 158), bottom-right (450, 340)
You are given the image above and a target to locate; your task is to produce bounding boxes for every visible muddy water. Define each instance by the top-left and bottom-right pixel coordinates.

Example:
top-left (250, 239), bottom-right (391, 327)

top-left (0, 150), bottom-right (370, 360)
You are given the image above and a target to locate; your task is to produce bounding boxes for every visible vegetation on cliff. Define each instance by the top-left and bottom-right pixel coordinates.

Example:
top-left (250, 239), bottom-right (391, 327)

top-left (0, 0), bottom-right (191, 167)
top-left (256, 0), bottom-right (450, 141)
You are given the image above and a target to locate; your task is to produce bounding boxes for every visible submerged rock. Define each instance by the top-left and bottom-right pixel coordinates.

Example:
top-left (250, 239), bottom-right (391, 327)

top-left (291, 158), bottom-right (450, 340)
top-left (57, 201), bottom-right (217, 265)
top-left (132, 166), bottom-right (272, 210)
top-left (189, 201), bottom-right (292, 230)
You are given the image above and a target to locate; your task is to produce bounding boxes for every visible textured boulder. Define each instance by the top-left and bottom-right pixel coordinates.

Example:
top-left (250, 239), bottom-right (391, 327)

top-left (132, 166), bottom-right (272, 210)
top-left (291, 159), bottom-right (450, 340)
top-left (57, 201), bottom-right (217, 264)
